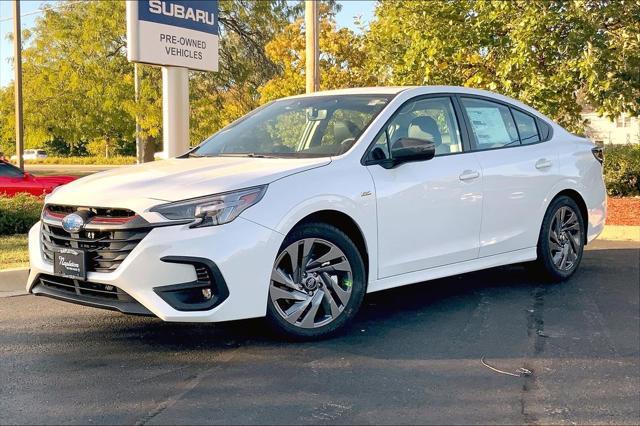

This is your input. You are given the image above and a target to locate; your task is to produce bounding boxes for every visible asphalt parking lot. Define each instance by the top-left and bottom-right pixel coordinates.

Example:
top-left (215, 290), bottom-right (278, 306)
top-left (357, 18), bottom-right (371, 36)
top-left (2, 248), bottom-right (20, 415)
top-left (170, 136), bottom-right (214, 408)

top-left (1, 240), bottom-right (638, 425)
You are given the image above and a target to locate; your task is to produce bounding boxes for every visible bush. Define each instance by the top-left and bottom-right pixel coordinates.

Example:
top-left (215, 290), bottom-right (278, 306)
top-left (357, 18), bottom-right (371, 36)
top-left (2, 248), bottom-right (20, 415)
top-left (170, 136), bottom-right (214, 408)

top-left (23, 156), bottom-right (137, 165)
top-left (604, 144), bottom-right (640, 196)
top-left (0, 194), bottom-right (44, 235)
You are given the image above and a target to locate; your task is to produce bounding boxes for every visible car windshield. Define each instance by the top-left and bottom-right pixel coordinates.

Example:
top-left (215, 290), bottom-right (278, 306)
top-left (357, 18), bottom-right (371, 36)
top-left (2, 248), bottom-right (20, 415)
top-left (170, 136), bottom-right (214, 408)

top-left (193, 95), bottom-right (392, 158)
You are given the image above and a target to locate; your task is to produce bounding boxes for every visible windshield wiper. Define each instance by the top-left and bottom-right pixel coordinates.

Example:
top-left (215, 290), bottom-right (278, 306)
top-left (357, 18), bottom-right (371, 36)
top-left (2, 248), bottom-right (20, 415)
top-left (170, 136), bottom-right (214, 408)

top-left (245, 153), bottom-right (276, 158)
top-left (219, 153), bottom-right (278, 158)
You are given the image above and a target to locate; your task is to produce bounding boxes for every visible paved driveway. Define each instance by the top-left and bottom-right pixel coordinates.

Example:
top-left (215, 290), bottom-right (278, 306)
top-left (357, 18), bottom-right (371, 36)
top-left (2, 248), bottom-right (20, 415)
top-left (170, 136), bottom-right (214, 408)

top-left (0, 240), bottom-right (638, 425)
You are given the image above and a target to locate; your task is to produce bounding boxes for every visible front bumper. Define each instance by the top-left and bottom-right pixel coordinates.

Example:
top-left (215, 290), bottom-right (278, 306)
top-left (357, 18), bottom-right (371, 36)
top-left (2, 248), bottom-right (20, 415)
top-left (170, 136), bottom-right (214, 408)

top-left (27, 217), bottom-right (284, 322)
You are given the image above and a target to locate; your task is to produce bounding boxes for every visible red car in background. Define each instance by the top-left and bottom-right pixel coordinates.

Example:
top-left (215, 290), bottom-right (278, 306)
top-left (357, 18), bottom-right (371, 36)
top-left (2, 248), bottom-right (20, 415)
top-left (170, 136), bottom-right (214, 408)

top-left (0, 161), bottom-right (75, 196)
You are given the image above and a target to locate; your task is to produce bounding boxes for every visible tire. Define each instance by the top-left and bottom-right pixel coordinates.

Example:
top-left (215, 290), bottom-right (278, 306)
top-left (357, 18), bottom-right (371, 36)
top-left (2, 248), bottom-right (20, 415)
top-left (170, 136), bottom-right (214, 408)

top-left (266, 222), bottom-right (366, 340)
top-left (532, 196), bottom-right (585, 282)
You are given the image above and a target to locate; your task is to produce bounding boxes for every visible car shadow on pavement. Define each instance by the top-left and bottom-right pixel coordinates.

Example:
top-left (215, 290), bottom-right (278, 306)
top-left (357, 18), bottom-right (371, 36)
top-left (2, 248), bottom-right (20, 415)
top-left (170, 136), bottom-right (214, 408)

top-left (22, 262), bottom-right (549, 354)
top-left (7, 246), bottom-right (638, 362)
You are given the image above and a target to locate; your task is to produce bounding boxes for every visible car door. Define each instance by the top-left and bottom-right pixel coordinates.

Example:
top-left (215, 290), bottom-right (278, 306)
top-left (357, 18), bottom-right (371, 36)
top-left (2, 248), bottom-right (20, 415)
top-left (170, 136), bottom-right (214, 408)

top-left (458, 96), bottom-right (559, 257)
top-left (365, 95), bottom-right (483, 278)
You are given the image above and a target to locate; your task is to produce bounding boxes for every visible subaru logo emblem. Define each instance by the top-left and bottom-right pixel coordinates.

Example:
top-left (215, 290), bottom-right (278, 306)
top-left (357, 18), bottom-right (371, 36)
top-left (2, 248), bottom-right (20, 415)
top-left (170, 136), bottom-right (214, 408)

top-left (62, 213), bottom-right (85, 233)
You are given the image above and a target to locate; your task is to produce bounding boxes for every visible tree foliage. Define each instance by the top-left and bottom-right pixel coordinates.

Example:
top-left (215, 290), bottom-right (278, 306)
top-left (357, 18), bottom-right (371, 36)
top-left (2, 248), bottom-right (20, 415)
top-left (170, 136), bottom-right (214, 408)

top-left (0, 0), bottom-right (638, 156)
top-left (0, 0), bottom-right (292, 154)
top-left (259, 3), bottom-right (374, 102)
top-left (366, 0), bottom-right (640, 131)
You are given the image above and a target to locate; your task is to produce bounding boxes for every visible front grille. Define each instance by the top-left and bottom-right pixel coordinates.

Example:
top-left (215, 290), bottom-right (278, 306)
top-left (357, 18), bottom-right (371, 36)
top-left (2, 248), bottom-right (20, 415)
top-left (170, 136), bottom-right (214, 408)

top-left (41, 222), bottom-right (150, 273)
top-left (39, 274), bottom-right (129, 301)
top-left (47, 204), bottom-right (137, 218)
top-left (33, 274), bottom-right (153, 316)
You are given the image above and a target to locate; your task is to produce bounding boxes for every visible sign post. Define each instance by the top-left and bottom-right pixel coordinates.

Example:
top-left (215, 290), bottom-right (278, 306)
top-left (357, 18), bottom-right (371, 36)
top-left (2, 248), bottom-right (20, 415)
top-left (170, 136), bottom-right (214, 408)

top-left (127, 0), bottom-right (219, 159)
top-left (162, 66), bottom-right (190, 158)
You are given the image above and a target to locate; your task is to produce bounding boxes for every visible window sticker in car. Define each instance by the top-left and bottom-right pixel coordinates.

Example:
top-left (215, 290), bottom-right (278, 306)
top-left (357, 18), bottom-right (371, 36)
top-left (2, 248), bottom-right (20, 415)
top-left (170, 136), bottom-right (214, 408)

top-left (466, 107), bottom-right (512, 146)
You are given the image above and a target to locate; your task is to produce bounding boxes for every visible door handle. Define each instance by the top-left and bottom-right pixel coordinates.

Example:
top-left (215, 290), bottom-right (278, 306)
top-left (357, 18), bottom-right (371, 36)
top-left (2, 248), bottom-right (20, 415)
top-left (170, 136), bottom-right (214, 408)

top-left (459, 170), bottom-right (480, 181)
top-left (535, 158), bottom-right (552, 169)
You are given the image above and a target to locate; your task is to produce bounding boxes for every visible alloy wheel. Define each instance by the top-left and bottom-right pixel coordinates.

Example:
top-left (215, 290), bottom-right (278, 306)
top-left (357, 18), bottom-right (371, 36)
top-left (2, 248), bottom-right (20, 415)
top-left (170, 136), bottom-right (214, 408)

top-left (548, 206), bottom-right (582, 271)
top-left (269, 238), bottom-right (353, 329)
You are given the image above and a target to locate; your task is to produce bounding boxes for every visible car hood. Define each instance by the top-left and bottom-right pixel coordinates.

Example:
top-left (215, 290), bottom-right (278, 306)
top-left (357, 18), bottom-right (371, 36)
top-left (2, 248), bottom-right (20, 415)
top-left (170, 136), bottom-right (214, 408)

top-left (47, 156), bottom-right (331, 211)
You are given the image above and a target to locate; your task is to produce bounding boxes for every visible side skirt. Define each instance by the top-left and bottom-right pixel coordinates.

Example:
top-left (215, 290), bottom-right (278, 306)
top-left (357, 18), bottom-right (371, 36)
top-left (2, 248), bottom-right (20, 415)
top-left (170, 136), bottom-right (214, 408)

top-left (367, 247), bottom-right (537, 293)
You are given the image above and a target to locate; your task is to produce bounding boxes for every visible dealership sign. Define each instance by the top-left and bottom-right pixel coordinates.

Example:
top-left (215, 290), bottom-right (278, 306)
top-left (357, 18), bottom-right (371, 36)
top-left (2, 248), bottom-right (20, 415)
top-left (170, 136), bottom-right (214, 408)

top-left (127, 0), bottom-right (219, 72)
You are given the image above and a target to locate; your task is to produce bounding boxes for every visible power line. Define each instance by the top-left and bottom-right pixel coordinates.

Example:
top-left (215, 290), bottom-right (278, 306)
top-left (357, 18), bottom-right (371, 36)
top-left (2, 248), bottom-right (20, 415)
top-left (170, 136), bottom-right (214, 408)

top-left (0, 1), bottom-right (84, 24)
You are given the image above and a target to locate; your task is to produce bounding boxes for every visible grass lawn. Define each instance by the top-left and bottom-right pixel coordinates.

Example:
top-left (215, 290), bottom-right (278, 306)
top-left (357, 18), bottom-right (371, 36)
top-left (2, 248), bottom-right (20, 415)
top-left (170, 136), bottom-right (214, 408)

top-left (0, 234), bottom-right (29, 270)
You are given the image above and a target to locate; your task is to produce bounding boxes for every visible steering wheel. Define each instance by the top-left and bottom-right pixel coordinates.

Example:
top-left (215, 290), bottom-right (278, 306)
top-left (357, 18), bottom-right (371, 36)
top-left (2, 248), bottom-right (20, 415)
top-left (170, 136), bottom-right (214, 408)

top-left (338, 137), bottom-right (356, 154)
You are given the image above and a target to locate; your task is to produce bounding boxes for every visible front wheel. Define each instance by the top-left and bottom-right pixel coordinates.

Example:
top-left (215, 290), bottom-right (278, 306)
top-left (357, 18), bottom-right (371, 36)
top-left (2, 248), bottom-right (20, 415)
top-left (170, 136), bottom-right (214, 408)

top-left (533, 196), bottom-right (585, 282)
top-left (266, 223), bottom-right (366, 339)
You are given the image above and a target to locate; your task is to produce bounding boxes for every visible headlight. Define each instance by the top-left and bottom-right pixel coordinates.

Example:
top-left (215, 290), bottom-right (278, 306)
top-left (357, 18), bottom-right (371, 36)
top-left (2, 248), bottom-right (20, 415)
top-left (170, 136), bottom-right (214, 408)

top-left (150, 185), bottom-right (267, 227)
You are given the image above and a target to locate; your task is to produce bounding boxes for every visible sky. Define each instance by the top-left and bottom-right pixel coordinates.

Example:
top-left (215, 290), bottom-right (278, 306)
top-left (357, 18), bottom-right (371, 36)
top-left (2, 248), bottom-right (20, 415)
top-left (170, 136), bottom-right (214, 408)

top-left (0, 0), bottom-right (377, 87)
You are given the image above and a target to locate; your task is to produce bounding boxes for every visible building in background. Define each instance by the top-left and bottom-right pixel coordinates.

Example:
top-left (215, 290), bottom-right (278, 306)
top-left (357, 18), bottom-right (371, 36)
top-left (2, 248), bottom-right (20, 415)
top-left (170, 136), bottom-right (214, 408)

top-left (582, 105), bottom-right (640, 145)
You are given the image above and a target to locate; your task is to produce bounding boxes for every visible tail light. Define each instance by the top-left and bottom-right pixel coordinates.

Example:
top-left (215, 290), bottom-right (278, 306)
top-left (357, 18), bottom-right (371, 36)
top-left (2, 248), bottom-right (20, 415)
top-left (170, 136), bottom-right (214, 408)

top-left (591, 146), bottom-right (604, 164)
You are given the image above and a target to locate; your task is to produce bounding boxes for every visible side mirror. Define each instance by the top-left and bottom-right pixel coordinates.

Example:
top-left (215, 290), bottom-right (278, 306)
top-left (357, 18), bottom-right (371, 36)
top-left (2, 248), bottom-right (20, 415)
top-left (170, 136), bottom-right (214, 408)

top-left (380, 138), bottom-right (436, 169)
top-left (23, 172), bottom-right (32, 179)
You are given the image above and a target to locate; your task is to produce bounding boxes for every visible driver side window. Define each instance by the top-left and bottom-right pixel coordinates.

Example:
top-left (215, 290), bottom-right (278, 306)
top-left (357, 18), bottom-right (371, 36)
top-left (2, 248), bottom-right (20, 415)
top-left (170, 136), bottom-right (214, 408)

top-left (368, 97), bottom-right (463, 161)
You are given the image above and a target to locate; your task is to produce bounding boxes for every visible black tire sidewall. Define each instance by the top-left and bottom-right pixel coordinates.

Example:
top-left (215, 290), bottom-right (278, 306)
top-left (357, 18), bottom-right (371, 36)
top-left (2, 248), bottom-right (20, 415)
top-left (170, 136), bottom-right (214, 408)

top-left (266, 222), bottom-right (366, 340)
top-left (537, 196), bottom-right (585, 281)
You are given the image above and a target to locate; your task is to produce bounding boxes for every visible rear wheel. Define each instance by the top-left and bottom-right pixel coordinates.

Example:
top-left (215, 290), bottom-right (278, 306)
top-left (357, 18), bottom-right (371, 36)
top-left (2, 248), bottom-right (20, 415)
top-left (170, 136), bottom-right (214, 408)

top-left (533, 196), bottom-right (585, 282)
top-left (266, 223), bottom-right (366, 339)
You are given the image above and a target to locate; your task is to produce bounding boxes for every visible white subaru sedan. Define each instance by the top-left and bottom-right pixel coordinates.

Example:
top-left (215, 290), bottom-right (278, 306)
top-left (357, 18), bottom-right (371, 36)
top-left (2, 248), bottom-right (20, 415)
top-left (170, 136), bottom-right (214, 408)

top-left (27, 86), bottom-right (606, 338)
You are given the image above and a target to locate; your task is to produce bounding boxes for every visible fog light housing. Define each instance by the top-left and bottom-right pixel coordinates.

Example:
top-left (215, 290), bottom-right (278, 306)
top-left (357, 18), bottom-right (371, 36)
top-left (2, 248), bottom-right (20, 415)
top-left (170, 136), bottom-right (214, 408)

top-left (202, 288), bottom-right (213, 300)
top-left (153, 257), bottom-right (230, 311)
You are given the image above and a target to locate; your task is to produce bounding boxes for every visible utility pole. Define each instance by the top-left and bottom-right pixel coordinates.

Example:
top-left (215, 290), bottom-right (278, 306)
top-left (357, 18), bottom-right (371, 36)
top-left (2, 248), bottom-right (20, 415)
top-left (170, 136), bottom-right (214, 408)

top-left (134, 63), bottom-right (141, 163)
top-left (13, 0), bottom-right (24, 170)
top-left (305, 0), bottom-right (319, 93)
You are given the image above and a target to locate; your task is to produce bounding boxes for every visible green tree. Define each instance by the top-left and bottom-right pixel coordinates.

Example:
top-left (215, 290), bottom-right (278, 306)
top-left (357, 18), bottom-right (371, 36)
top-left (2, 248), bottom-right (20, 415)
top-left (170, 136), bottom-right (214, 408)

top-left (0, 0), bottom-right (293, 155)
top-left (259, 2), bottom-right (375, 102)
top-left (190, 0), bottom-right (292, 144)
top-left (0, 86), bottom-right (14, 155)
top-left (19, 1), bottom-right (134, 154)
top-left (366, 0), bottom-right (640, 132)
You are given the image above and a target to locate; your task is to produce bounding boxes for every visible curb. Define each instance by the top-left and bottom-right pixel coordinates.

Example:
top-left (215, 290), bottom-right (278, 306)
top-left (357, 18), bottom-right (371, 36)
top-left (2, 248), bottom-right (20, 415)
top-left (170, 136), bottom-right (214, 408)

top-left (0, 268), bottom-right (29, 296)
top-left (599, 225), bottom-right (640, 242)
top-left (0, 266), bottom-right (29, 273)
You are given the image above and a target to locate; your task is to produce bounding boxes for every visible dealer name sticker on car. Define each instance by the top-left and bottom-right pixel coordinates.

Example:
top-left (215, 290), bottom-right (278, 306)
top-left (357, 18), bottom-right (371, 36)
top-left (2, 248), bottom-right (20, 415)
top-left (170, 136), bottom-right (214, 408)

top-left (53, 248), bottom-right (86, 280)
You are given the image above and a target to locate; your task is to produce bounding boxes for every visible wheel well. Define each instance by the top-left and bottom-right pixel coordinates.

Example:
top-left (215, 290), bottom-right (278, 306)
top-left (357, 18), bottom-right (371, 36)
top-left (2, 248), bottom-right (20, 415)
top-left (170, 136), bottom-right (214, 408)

top-left (293, 210), bottom-right (369, 278)
top-left (553, 189), bottom-right (589, 245)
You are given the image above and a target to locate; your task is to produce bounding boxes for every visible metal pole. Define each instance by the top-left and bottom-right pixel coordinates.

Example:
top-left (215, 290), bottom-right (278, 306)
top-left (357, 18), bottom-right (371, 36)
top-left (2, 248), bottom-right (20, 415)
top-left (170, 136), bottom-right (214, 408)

top-left (162, 66), bottom-right (189, 159)
top-left (305, 0), bottom-right (319, 93)
top-left (134, 63), bottom-right (141, 163)
top-left (13, 0), bottom-right (24, 170)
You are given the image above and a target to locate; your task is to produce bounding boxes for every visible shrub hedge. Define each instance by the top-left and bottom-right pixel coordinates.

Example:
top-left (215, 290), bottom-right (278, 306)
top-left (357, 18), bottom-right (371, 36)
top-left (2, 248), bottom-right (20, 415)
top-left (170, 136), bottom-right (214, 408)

top-left (604, 144), bottom-right (640, 196)
top-left (0, 194), bottom-right (44, 235)
top-left (23, 156), bottom-right (137, 165)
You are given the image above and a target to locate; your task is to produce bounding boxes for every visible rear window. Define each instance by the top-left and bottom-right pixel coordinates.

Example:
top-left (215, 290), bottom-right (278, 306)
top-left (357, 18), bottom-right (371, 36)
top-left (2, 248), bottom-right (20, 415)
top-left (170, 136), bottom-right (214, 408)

top-left (0, 162), bottom-right (24, 178)
top-left (537, 120), bottom-right (552, 141)
top-left (512, 109), bottom-right (540, 145)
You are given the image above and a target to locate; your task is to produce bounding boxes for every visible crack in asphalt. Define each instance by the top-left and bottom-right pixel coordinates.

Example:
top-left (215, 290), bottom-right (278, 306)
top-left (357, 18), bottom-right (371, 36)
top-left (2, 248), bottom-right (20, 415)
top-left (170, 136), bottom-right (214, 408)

top-left (133, 348), bottom-right (241, 425)
top-left (520, 285), bottom-right (547, 425)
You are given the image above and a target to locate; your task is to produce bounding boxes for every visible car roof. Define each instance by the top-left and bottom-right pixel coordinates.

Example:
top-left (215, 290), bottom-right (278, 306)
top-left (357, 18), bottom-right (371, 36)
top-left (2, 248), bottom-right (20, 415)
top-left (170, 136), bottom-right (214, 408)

top-left (285, 85), bottom-right (516, 97)
top-left (284, 87), bottom-right (406, 99)
top-left (283, 85), bottom-right (553, 123)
